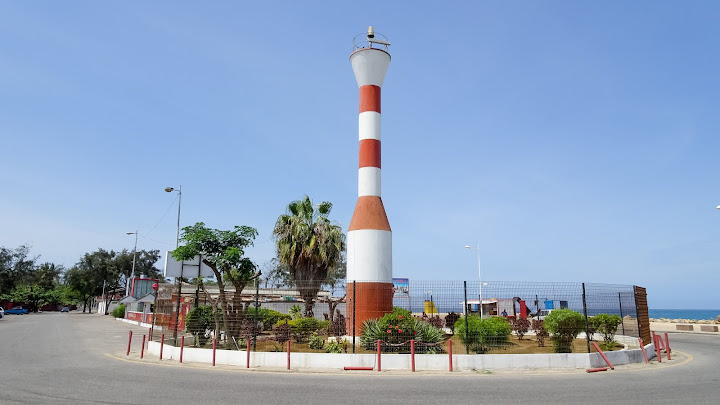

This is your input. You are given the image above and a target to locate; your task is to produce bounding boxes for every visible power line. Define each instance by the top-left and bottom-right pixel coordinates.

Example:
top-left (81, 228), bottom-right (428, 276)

top-left (143, 194), bottom-right (179, 238)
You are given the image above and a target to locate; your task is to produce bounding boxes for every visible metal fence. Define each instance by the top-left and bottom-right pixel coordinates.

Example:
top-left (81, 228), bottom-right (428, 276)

top-left (147, 280), bottom-right (644, 355)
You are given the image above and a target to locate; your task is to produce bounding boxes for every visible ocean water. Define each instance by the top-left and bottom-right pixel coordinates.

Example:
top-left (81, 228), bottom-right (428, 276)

top-left (648, 309), bottom-right (720, 320)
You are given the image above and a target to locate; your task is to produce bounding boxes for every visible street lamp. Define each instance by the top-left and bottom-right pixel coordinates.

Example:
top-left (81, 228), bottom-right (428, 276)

top-left (164, 186), bottom-right (182, 248)
top-left (165, 185), bottom-right (183, 345)
top-left (465, 244), bottom-right (482, 318)
top-left (126, 231), bottom-right (138, 297)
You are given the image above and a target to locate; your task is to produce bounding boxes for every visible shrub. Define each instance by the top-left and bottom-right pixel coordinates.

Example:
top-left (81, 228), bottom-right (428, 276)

top-left (544, 309), bottom-right (585, 353)
top-left (186, 305), bottom-right (217, 347)
top-left (111, 304), bottom-right (126, 319)
top-left (325, 339), bottom-right (345, 353)
top-left (308, 332), bottom-right (326, 349)
top-left (592, 313), bottom-right (623, 349)
top-left (247, 307), bottom-right (291, 330)
top-left (277, 317), bottom-right (329, 343)
top-left (391, 306), bottom-right (412, 318)
top-left (445, 312), bottom-right (461, 333)
top-left (273, 320), bottom-right (291, 349)
top-left (328, 311), bottom-right (346, 337)
top-left (454, 316), bottom-right (511, 353)
top-left (426, 315), bottom-right (444, 329)
top-left (512, 318), bottom-right (531, 340)
top-left (289, 305), bottom-right (302, 319)
top-left (360, 308), bottom-right (445, 353)
top-left (532, 319), bottom-right (549, 347)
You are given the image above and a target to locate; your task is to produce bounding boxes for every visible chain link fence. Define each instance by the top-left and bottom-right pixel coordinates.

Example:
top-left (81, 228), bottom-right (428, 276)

top-left (146, 280), bottom-right (645, 355)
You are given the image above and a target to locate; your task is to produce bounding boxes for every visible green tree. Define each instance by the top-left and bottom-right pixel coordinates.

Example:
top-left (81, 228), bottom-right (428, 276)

top-left (454, 316), bottom-right (512, 353)
top-left (7, 285), bottom-right (53, 312)
top-left (591, 313), bottom-right (623, 349)
top-left (0, 245), bottom-right (36, 295)
top-left (64, 266), bottom-right (98, 312)
top-left (186, 305), bottom-right (217, 347)
top-left (113, 249), bottom-right (162, 282)
top-left (544, 309), bottom-right (586, 353)
top-left (273, 196), bottom-right (346, 317)
top-left (77, 249), bottom-right (118, 314)
top-left (172, 222), bottom-right (259, 341)
top-left (30, 262), bottom-right (64, 291)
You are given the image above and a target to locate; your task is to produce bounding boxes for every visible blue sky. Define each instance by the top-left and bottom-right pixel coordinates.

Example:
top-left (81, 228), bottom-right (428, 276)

top-left (1, 1), bottom-right (718, 309)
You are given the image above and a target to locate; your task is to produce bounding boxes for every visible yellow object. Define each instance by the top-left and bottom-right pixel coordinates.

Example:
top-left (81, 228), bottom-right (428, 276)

top-left (424, 300), bottom-right (437, 315)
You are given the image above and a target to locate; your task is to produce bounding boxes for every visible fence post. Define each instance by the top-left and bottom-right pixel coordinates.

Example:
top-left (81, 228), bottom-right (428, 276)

top-left (253, 277), bottom-right (259, 351)
top-left (160, 333), bottom-right (165, 360)
top-left (463, 281), bottom-right (469, 354)
top-left (180, 336), bottom-right (184, 363)
top-left (582, 283), bottom-right (591, 353)
top-left (618, 292), bottom-right (625, 335)
top-left (352, 280), bottom-right (356, 354)
top-left (411, 340), bottom-right (415, 372)
top-left (141, 335), bottom-right (146, 359)
top-left (448, 339), bottom-right (453, 372)
top-left (148, 327), bottom-right (152, 343)
top-left (126, 331), bottom-right (133, 356)
top-left (376, 340), bottom-right (381, 372)
top-left (287, 339), bottom-right (291, 370)
top-left (173, 271), bottom-right (183, 346)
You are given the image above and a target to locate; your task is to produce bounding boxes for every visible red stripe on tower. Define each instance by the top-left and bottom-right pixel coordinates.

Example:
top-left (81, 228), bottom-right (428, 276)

top-left (359, 85), bottom-right (381, 113)
top-left (358, 139), bottom-right (381, 168)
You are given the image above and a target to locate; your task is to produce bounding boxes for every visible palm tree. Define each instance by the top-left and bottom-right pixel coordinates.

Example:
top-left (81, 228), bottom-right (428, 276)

top-left (273, 196), bottom-right (346, 318)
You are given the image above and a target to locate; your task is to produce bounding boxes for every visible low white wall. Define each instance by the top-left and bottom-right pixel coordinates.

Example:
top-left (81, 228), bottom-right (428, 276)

top-left (146, 339), bottom-right (657, 371)
top-left (117, 317), bottom-right (154, 329)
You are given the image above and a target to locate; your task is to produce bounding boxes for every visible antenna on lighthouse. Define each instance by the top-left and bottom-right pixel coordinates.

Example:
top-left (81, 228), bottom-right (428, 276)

top-left (353, 27), bottom-right (390, 51)
top-left (368, 25), bottom-right (390, 46)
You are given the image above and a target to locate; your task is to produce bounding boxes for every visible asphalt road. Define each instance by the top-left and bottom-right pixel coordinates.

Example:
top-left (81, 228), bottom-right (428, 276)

top-left (1, 312), bottom-right (718, 404)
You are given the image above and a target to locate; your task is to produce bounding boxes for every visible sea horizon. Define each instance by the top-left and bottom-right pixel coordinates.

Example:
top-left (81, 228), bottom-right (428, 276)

top-left (649, 309), bottom-right (720, 320)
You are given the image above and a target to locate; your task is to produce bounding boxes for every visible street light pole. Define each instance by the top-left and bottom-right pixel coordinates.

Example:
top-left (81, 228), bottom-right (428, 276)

top-left (465, 244), bottom-right (482, 318)
top-left (165, 185), bottom-right (183, 345)
top-left (126, 231), bottom-right (138, 297)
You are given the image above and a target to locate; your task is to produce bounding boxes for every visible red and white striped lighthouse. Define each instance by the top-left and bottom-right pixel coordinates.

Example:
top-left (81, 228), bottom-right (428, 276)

top-left (347, 27), bottom-right (393, 334)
